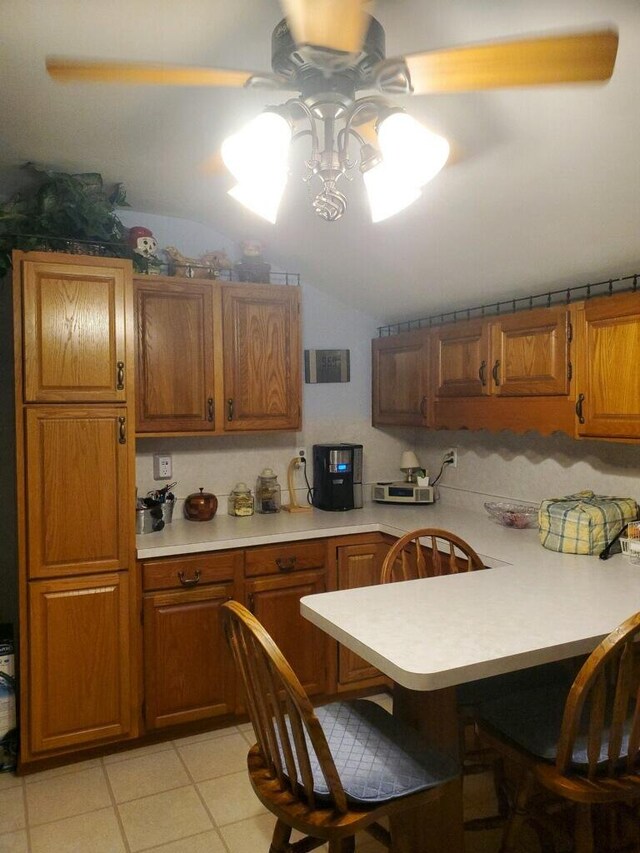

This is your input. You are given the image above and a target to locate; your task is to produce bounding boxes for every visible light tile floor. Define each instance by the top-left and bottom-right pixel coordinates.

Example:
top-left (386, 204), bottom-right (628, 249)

top-left (0, 694), bottom-right (506, 853)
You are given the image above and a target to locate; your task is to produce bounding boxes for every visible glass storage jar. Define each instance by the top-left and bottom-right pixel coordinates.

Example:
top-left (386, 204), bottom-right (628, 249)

top-left (255, 468), bottom-right (281, 513)
top-left (228, 482), bottom-right (254, 517)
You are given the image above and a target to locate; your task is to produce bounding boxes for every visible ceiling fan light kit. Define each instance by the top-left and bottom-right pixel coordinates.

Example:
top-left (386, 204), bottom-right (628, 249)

top-left (45, 2), bottom-right (618, 226)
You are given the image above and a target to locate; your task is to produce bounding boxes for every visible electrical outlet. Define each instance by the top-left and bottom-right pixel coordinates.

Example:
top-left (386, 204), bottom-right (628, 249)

top-left (153, 453), bottom-right (173, 480)
top-left (445, 447), bottom-right (458, 468)
top-left (296, 447), bottom-right (307, 462)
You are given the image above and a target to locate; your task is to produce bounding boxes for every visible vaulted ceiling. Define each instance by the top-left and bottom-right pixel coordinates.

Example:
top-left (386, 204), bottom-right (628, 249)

top-left (1, 0), bottom-right (639, 322)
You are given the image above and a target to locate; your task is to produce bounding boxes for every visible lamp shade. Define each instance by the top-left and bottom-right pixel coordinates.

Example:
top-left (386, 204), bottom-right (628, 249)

top-left (228, 177), bottom-right (287, 224)
top-left (362, 161), bottom-right (421, 223)
top-left (400, 450), bottom-right (421, 471)
top-left (377, 112), bottom-right (450, 188)
top-left (221, 110), bottom-right (291, 186)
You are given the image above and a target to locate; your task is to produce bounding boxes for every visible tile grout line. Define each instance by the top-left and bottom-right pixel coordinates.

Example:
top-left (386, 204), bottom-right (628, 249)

top-left (20, 775), bottom-right (33, 853)
top-left (171, 732), bottom-right (234, 853)
top-left (99, 756), bottom-right (133, 853)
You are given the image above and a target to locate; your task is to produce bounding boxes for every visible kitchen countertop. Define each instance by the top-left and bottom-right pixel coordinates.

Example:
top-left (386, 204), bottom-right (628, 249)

top-left (136, 499), bottom-right (627, 571)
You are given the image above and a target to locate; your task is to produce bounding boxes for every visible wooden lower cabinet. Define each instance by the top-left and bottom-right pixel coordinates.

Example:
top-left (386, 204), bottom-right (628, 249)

top-left (27, 572), bottom-right (134, 757)
top-left (246, 570), bottom-right (329, 697)
top-left (143, 582), bottom-right (236, 729)
top-left (336, 541), bottom-right (389, 688)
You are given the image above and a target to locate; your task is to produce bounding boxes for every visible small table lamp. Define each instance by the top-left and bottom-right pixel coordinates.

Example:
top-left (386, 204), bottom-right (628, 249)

top-left (400, 450), bottom-right (422, 484)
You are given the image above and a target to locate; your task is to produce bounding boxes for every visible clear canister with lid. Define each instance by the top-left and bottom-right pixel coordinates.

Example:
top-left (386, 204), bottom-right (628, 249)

top-left (255, 468), bottom-right (281, 513)
top-left (228, 482), bottom-right (254, 517)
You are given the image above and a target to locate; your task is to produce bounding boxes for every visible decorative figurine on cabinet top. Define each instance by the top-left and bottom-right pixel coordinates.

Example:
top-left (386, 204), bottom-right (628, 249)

top-left (127, 226), bottom-right (162, 274)
top-left (164, 245), bottom-right (233, 279)
top-left (235, 239), bottom-right (271, 283)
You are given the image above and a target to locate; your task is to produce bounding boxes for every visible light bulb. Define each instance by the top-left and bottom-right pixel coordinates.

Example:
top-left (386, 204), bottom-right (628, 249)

top-left (377, 112), bottom-right (449, 188)
top-left (362, 161), bottom-right (421, 223)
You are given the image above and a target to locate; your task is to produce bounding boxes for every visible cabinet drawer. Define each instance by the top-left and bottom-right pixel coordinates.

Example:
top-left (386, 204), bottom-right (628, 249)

top-left (142, 550), bottom-right (242, 591)
top-left (245, 540), bottom-right (326, 577)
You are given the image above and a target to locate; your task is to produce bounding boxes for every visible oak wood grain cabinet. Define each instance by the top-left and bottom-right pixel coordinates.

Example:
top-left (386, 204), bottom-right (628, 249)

top-left (431, 306), bottom-right (576, 435)
top-left (574, 292), bottom-right (640, 439)
top-left (244, 540), bottom-right (329, 696)
top-left (222, 283), bottom-right (301, 431)
top-left (336, 540), bottom-right (388, 689)
top-left (21, 256), bottom-right (129, 403)
top-left (141, 551), bottom-right (242, 729)
top-left (135, 277), bottom-right (217, 433)
top-left (135, 277), bottom-right (301, 434)
top-left (371, 330), bottom-right (431, 427)
top-left (13, 251), bottom-right (137, 767)
top-left (28, 572), bottom-right (133, 754)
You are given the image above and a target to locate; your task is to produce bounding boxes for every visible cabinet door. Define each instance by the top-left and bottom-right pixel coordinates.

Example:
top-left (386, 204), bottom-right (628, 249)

top-left (433, 320), bottom-right (490, 398)
top-left (490, 306), bottom-right (570, 396)
top-left (372, 331), bottom-right (430, 426)
top-left (222, 284), bottom-right (301, 431)
top-left (337, 543), bottom-right (388, 686)
top-left (246, 570), bottom-right (328, 696)
top-left (135, 278), bottom-right (216, 432)
top-left (25, 407), bottom-right (132, 578)
top-left (143, 583), bottom-right (236, 729)
top-left (22, 257), bottom-right (130, 402)
top-left (575, 293), bottom-right (640, 438)
top-left (28, 572), bottom-right (133, 755)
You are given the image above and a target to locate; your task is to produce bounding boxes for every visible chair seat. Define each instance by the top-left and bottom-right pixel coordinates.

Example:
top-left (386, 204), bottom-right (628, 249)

top-left (457, 659), bottom-right (575, 708)
top-left (288, 699), bottom-right (459, 806)
top-left (479, 681), bottom-right (636, 770)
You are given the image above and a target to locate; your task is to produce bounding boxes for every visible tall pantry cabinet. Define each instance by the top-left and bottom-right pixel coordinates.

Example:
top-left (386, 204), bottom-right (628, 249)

top-left (12, 251), bottom-right (138, 766)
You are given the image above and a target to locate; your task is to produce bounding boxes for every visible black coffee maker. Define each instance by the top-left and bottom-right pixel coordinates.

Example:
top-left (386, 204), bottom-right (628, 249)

top-left (312, 444), bottom-right (363, 511)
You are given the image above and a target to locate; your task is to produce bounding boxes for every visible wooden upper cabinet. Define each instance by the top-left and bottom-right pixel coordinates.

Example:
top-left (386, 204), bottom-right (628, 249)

top-left (20, 254), bottom-right (130, 403)
top-left (222, 284), bottom-right (301, 431)
top-left (372, 331), bottom-right (430, 426)
top-left (575, 292), bottom-right (640, 439)
top-left (433, 319), bottom-right (490, 398)
top-left (25, 406), bottom-right (132, 579)
top-left (28, 572), bottom-right (133, 755)
top-left (135, 278), bottom-right (216, 432)
top-left (490, 306), bottom-right (571, 397)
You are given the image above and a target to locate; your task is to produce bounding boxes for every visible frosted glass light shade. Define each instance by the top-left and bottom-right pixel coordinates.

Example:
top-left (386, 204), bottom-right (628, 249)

top-left (221, 111), bottom-right (291, 185)
top-left (363, 161), bottom-right (421, 223)
top-left (377, 112), bottom-right (449, 188)
top-left (228, 177), bottom-right (287, 224)
top-left (400, 450), bottom-right (421, 471)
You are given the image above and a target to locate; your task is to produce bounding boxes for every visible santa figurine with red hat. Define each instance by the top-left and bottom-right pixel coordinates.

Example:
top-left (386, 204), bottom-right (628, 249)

top-left (126, 226), bottom-right (162, 273)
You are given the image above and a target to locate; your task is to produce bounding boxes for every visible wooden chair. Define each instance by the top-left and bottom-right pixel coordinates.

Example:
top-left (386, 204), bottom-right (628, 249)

top-left (380, 526), bottom-right (485, 583)
top-left (477, 610), bottom-right (640, 853)
top-left (221, 599), bottom-right (459, 853)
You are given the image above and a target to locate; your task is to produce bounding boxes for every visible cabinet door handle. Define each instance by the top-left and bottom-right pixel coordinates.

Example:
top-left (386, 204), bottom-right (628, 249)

top-left (118, 416), bottom-right (126, 444)
top-left (178, 569), bottom-right (201, 587)
top-left (492, 359), bottom-right (501, 386)
top-left (419, 396), bottom-right (428, 418)
top-left (576, 393), bottom-right (586, 424)
top-left (276, 556), bottom-right (297, 572)
top-left (248, 593), bottom-right (255, 612)
top-left (227, 398), bottom-right (234, 421)
top-left (207, 397), bottom-right (214, 422)
top-left (478, 360), bottom-right (487, 386)
top-left (116, 361), bottom-right (125, 390)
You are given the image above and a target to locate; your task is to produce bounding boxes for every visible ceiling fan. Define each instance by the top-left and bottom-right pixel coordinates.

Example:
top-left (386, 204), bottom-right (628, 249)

top-left (46, 0), bottom-right (618, 223)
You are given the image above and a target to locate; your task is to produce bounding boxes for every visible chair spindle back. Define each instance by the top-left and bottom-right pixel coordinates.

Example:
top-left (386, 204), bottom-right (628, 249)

top-left (380, 527), bottom-right (485, 584)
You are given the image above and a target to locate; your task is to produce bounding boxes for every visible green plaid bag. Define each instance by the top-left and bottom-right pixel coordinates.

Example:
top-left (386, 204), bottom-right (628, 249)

top-left (539, 490), bottom-right (638, 555)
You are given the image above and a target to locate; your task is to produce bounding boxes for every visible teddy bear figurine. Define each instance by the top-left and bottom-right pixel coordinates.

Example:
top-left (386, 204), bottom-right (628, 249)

top-left (234, 240), bottom-right (271, 283)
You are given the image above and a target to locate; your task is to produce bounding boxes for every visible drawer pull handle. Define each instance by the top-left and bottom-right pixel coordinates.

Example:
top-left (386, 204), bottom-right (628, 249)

top-left (576, 393), bottom-right (586, 424)
top-left (276, 557), bottom-right (297, 572)
top-left (178, 570), bottom-right (201, 587)
top-left (116, 361), bottom-right (125, 390)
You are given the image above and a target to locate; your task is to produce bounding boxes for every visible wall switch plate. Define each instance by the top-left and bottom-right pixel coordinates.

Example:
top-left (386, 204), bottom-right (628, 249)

top-left (153, 454), bottom-right (172, 480)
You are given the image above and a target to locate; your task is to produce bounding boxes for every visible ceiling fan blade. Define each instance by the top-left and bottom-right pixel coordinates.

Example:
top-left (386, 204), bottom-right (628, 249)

top-left (46, 57), bottom-right (260, 88)
top-left (281, 0), bottom-right (369, 54)
top-left (401, 29), bottom-right (618, 95)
